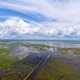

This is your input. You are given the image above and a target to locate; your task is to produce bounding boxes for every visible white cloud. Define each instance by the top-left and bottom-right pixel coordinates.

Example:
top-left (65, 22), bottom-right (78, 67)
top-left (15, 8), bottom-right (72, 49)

top-left (41, 22), bottom-right (80, 37)
top-left (0, 17), bottom-right (43, 35)
top-left (0, 16), bottom-right (80, 38)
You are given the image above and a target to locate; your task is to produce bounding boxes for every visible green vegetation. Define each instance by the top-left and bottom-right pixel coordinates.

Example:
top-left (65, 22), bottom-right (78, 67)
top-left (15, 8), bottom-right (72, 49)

top-left (0, 40), bottom-right (50, 69)
top-left (0, 48), bottom-right (15, 69)
top-left (35, 56), bottom-right (80, 80)
top-left (59, 48), bottom-right (80, 55)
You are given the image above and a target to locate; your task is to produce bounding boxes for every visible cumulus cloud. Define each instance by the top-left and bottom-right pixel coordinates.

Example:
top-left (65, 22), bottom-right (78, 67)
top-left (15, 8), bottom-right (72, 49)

top-left (39, 21), bottom-right (80, 37)
top-left (0, 16), bottom-right (80, 39)
top-left (0, 17), bottom-right (42, 35)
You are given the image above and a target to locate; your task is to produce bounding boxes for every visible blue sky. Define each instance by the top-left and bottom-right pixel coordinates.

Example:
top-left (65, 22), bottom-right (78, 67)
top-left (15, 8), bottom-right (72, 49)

top-left (0, 0), bottom-right (80, 40)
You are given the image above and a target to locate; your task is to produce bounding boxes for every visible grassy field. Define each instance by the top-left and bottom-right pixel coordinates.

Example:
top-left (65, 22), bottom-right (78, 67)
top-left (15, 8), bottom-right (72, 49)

top-left (35, 55), bottom-right (80, 80)
top-left (0, 48), bottom-right (15, 69)
top-left (59, 48), bottom-right (80, 56)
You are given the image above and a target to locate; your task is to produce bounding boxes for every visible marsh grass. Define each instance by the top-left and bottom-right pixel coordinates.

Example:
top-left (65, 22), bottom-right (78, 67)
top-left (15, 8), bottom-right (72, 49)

top-left (35, 56), bottom-right (80, 80)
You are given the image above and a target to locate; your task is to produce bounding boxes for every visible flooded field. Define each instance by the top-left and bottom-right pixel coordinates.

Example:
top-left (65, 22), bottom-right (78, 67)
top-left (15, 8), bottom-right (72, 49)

top-left (0, 40), bottom-right (80, 80)
top-left (0, 40), bottom-right (50, 80)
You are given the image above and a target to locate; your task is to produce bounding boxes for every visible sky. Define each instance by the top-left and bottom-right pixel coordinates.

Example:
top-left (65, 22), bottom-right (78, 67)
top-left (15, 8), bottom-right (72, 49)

top-left (0, 0), bottom-right (80, 40)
